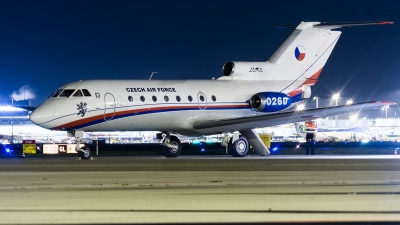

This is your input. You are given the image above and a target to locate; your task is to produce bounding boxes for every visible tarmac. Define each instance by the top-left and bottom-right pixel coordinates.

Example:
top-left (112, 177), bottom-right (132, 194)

top-left (1, 155), bottom-right (400, 224)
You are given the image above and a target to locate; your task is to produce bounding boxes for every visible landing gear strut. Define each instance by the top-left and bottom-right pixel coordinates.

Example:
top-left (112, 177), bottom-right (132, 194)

top-left (68, 130), bottom-right (91, 160)
top-left (157, 133), bottom-right (182, 157)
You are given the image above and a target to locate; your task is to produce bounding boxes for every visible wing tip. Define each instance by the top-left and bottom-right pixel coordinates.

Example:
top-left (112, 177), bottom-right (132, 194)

top-left (369, 100), bottom-right (397, 105)
top-left (378, 21), bottom-right (394, 25)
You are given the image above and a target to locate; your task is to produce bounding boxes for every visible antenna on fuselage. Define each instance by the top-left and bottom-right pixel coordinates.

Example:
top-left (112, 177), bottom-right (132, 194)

top-left (149, 72), bottom-right (158, 80)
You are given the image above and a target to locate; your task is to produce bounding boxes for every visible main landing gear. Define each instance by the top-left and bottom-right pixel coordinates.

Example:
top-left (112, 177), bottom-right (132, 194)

top-left (68, 130), bottom-right (91, 160)
top-left (222, 133), bottom-right (249, 157)
top-left (157, 133), bottom-right (182, 157)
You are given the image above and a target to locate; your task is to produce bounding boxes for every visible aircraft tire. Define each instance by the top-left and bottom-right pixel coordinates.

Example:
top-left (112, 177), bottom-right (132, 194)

top-left (80, 147), bottom-right (92, 160)
top-left (228, 136), bottom-right (248, 157)
top-left (162, 135), bottom-right (181, 157)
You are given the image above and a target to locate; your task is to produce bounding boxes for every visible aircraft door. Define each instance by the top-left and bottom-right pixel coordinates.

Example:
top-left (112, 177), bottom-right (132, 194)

top-left (104, 93), bottom-right (116, 121)
top-left (197, 92), bottom-right (207, 110)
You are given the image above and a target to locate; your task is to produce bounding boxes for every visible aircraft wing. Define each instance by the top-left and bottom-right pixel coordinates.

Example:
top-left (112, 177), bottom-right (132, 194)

top-left (193, 101), bottom-right (394, 134)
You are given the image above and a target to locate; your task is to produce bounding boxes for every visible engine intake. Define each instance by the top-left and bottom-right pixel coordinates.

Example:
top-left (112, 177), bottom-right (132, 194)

top-left (222, 62), bottom-right (235, 76)
top-left (222, 61), bottom-right (269, 77)
top-left (250, 92), bottom-right (293, 112)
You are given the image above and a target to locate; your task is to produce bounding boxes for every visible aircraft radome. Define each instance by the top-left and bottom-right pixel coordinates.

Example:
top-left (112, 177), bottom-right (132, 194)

top-left (29, 21), bottom-right (394, 159)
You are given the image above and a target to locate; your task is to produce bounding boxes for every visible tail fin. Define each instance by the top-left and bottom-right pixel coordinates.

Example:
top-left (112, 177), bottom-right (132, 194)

top-left (271, 21), bottom-right (393, 98)
top-left (217, 21), bottom-right (392, 85)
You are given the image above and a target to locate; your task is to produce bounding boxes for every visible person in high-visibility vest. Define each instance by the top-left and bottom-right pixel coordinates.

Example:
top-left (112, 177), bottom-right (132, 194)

top-left (305, 120), bottom-right (317, 155)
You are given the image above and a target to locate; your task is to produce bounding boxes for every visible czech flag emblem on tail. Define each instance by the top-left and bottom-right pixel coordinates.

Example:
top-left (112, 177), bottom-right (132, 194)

top-left (294, 45), bottom-right (306, 61)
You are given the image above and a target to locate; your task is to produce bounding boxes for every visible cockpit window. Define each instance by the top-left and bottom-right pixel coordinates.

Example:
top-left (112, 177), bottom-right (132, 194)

top-left (82, 89), bottom-right (91, 96)
top-left (73, 89), bottom-right (83, 97)
top-left (58, 89), bottom-right (75, 97)
top-left (51, 89), bottom-right (63, 98)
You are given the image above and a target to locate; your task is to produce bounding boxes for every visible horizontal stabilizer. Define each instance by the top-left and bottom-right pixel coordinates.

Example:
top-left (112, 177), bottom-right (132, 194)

top-left (314, 21), bottom-right (394, 29)
top-left (272, 21), bottom-right (393, 29)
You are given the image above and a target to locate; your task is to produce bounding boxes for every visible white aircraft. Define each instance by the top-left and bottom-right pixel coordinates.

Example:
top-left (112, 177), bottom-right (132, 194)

top-left (29, 21), bottom-right (394, 159)
top-left (294, 122), bottom-right (372, 142)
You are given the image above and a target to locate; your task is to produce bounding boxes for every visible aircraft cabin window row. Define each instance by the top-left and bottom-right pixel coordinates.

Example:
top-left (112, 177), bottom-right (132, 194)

top-left (51, 89), bottom-right (92, 98)
top-left (128, 95), bottom-right (217, 103)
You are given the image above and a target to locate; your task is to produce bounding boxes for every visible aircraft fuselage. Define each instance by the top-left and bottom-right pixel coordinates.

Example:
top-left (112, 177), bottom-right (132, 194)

top-left (30, 79), bottom-right (300, 136)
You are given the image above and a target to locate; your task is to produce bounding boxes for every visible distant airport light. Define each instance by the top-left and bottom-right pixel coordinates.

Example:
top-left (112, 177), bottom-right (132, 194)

top-left (346, 99), bottom-right (353, 105)
top-left (0, 106), bottom-right (25, 112)
top-left (350, 114), bottom-right (358, 120)
top-left (332, 93), bottom-right (340, 106)
top-left (332, 93), bottom-right (340, 100)
top-left (296, 104), bottom-right (305, 111)
top-left (191, 140), bottom-right (201, 144)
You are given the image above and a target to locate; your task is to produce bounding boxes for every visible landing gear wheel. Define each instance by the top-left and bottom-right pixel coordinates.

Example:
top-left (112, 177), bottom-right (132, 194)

top-left (161, 135), bottom-right (181, 157)
top-left (78, 147), bottom-right (91, 160)
top-left (228, 136), bottom-right (249, 157)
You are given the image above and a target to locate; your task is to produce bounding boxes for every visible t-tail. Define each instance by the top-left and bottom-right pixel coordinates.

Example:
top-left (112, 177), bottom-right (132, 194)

top-left (219, 21), bottom-right (393, 102)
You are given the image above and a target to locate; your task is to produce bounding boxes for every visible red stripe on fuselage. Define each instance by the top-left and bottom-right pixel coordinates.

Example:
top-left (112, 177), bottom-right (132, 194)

top-left (52, 104), bottom-right (250, 130)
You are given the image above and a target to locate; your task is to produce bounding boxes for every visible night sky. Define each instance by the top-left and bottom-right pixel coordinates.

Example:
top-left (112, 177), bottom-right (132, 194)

top-left (0, 0), bottom-right (399, 107)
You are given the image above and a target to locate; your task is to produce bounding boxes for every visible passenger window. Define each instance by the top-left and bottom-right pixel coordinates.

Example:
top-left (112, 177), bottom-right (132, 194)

top-left (82, 89), bottom-right (91, 96)
top-left (140, 96), bottom-right (145, 102)
top-left (176, 96), bottom-right (181, 102)
top-left (152, 96), bottom-right (157, 102)
top-left (51, 89), bottom-right (63, 97)
top-left (188, 95), bottom-right (193, 102)
top-left (73, 90), bottom-right (83, 97)
top-left (128, 96), bottom-right (133, 102)
top-left (212, 95), bottom-right (216, 102)
top-left (59, 89), bottom-right (75, 98)
top-left (164, 96), bottom-right (169, 102)
top-left (199, 95), bottom-right (205, 102)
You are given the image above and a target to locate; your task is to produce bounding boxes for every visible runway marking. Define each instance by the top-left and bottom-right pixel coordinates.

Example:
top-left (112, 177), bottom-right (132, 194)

top-left (0, 209), bottom-right (400, 214)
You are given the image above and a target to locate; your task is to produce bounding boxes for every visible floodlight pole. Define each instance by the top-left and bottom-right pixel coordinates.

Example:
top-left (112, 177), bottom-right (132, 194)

top-left (386, 106), bottom-right (388, 119)
top-left (313, 97), bottom-right (319, 108)
top-left (332, 94), bottom-right (339, 128)
top-left (11, 112), bottom-right (14, 143)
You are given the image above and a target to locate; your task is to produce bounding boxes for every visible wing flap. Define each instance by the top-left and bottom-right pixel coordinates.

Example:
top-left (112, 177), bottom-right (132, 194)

top-left (193, 101), bottom-right (394, 134)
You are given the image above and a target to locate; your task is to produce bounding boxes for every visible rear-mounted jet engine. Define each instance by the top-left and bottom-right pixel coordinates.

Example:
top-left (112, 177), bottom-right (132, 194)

top-left (250, 92), bottom-right (293, 112)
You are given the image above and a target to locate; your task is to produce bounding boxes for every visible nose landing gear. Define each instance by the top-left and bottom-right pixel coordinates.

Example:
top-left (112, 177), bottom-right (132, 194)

top-left (68, 130), bottom-right (91, 160)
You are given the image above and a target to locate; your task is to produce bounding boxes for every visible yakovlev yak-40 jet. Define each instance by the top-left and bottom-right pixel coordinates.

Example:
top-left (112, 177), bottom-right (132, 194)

top-left (30, 21), bottom-right (394, 159)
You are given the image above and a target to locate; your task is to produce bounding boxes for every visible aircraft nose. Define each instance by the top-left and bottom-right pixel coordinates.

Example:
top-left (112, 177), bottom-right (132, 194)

top-left (30, 103), bottom-right (56, 128)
